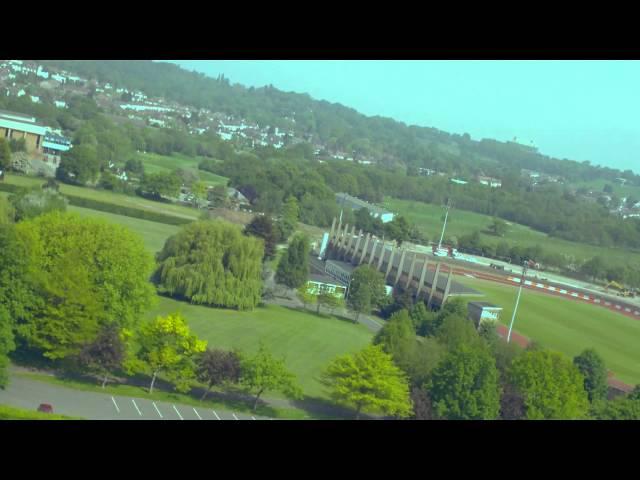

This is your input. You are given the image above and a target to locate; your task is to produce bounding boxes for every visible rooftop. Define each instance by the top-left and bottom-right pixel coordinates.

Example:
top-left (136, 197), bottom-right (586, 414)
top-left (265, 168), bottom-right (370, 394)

top-left (335, 192), bottom-right (392, 216)
top-left (468, 302), bottom-right (502, 309)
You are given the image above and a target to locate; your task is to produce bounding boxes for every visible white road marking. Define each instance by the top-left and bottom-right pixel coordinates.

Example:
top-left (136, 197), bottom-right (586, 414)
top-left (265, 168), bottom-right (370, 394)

top-left (152, 402), bottom-right (163, 418)
top-left (131, 399), bottom-right (142, 416)
top-left (173, 404), bottom-right (183, 420)
top-left (212, 410), bottom-right (221, 420)
top-left (193, 407), bottom-right (202, 420)
top-left (232, 413), bottom-right (239, 420)
top-left (111, 396), bottom-right (120, 413)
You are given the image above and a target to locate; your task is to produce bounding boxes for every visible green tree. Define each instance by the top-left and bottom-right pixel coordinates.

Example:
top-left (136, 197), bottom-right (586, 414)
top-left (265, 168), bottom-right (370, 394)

top-left (191, 181), bottom-right (207, 207)
top-left (275, 234), bottom-right (309, 289)
top-left (155, 220), bottom-right (264, 310)
top-left (244, 215), bottom-right (278, 260)
top-left (573, 348), bottom-right (608, 404)
top-left (196, 348), bottom-right (242, 401)
top-left (138, 171), bottom-right (181, 200)
top-left (580, 256), bottom-right (607, 282)
top-left (347, 265), bottom-right (387, 323)
top-left (435, 314), bottom-right (486, 352)
top-left (509, 350), bottom-right (590, 419)
top-left (14, 212), bottom-right (155, 360)
top-left (9, 187), bottom-right (68, 221)
top-left (0, 137), bottom-right (11, 171)
top-left (208, 184), bottom-right (229, 208)
top-left (129, 313), bottom-right (207, 394)
top-left (488, 217), bottom-right (508, 237)
top-left (0, 197), bottom-right (15, 225)
top-left (316, 291), bottom-right (340, 315)
top-left (297, 284), bottom-right (317, 311)
top-left (322, 344), bottom-right (412, 419)
top-left (78, 324), bottom-right (126, 388)
top-left (428, 346), bottom-right (501, 419)
top-left (404, 337), bottom-right (446, 388)
top-left (373, 309), bottom-right (416, 371)
top-left (56, 144), bottom-right (100, 185)
top-left (592, 395), bottom-right (640, 420)
top-left (0, 306), bottom-right (16, 389)
top-left (240, 343), bottom-right (302, 411)
top-left (278, 195), bottom-right (300, 240)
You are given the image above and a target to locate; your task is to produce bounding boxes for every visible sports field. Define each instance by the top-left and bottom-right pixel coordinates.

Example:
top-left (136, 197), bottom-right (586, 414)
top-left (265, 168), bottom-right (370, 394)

top-left (145, 296), bottom-right (374, 399)
top-left (383, 197), bottom-right (640, 265)
top-left (456, 275), bottom-right (640, 385)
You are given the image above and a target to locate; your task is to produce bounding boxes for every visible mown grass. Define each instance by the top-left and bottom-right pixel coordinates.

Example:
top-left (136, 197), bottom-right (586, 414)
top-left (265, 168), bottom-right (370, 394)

top-left (383, 196), bottom-right (640, 265)
top-left (0, 403), bottom-right (80, 420)
top-left (455, 275), bottom-right (640, 385)
top-left (137, 152), bottom-right (228, 187)
top-left (147, 296), bottom-right (374, 400)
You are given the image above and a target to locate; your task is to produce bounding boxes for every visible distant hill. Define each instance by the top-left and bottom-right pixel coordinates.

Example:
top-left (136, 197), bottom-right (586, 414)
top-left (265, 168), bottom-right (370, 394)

top-left (39, 60), bottom-right (639, 184)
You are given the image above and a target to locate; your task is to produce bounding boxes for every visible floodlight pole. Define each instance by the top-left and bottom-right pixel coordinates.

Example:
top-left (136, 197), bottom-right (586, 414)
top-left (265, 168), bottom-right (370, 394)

top-left (438, 199), bottom-right (451, 250)
top-left (507, 261), bottom-right (528, 343)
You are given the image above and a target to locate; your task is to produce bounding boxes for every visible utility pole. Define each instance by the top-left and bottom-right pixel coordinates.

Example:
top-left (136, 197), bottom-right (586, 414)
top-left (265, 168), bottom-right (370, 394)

top-left (507, 260), bottom-right (529, 343)
top-left (438, 198), bottom-right (452, 250)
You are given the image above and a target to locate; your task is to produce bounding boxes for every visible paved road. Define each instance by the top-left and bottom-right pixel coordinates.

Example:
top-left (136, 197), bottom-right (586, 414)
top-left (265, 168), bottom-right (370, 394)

top-left (0, 375), bottom-right (270, 420)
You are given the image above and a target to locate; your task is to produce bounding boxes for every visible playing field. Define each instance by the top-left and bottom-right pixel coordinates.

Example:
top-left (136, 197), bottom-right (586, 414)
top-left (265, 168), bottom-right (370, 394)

top-left (137, 152), bottom-right (228, 187)
top-left (69, 205), bottom-right (180, 253)
top-left (456, 275), bottom-right (640, 385)
top-left (383, 197), bottom-right (640, 265)
top-left (145, 296), bottom-right (374, 399)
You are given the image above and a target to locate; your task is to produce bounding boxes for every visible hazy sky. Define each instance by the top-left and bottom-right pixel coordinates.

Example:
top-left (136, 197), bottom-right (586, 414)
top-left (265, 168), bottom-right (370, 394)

top-left (168, 60), bottom-right (639, 173)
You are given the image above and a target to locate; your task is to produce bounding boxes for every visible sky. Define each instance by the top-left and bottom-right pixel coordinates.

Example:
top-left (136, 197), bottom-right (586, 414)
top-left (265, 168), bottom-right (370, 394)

top-left (167, 60), bottom-right (640, 173)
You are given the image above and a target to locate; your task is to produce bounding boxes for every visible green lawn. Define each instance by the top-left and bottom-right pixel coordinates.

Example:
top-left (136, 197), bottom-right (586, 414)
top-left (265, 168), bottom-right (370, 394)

top-left (5, 174), bottom-right (200, 220)
top-left (384, 197), bottom-right (640, 265)
top-left (69, 205), bottom-right (180, 254)
top-left (455, 275), bottom-right (640, 385)
top-left (137, 152), bottom-right (228, 187)
top-left (0, 404), bottom-right (79, 420)
top-left (146, 296), bottom-right (374, 399)
top-left (568, 178), bottom-right (640, 200)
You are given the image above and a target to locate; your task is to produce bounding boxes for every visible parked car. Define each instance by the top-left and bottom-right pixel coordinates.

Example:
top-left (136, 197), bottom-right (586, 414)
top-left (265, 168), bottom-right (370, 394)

top-left (37, 403), bottom-right (53, 414)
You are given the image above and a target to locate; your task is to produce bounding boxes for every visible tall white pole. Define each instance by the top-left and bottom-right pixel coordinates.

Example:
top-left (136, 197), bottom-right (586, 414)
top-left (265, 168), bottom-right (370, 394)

top-left (438, 201), bottom-right (450, 250)
top-left (507, 262), bottom-right (528, 343)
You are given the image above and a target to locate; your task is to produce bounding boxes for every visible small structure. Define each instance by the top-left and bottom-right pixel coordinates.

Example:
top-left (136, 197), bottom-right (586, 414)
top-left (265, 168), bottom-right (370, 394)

top-left (325, 259), bottom-right (356, 285)
top-left (335, 192), bottom-right (395, 223)
top-left (42, 131), bottom-right (72, 167)
top-left (306, 273), bottom-right (347, 299)
top-left (450, 178), bottom-right (468, 185)
top-left (476, 175), bottom-right (502, 188)
top-left (0, 110), bottom-right (48, 153)
top-left (468, 302), bottom-right (503, 329)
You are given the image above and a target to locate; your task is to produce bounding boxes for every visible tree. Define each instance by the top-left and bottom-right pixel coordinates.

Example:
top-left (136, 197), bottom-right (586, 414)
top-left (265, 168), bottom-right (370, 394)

top-left (13, 212), bottom-right (155, 360)
top-left (592, 395), bottom-right (640, 420)
top-left (191, 181), bottom-right (207, 207)
top-left (278, 196), bottom-right (299, 240)
top-left (244, 215), bottom-right (278, 260)
top-left (240, 343), bottom-right (302, 411)
top-left (373, 309), bottom-right (416, 371)
top-left (509, 350), bottom-right (589, 419)
top-left (9, 187), bottom-right (68, 221)
top-left (573, 348), bottom-right (608, 404)
top-left (322, 344), bottom-right (412, 419)
top-left (0, 138), bottom-right (11, 171)
top-left (428, 346), bottom-right (501, 420)
top-left (78, 324), bottom-right (126, 388)
top-left (297, 284), bottom-right (317, 311)
top-left (130, 313), bottom-right (207, 394)
top-left (0, 306), bottom-right (15, 389)
top-left (488, 217), bottom-right (508, 237)
top-left (56, 144), bottom-right (100, 185)
top-left (0, 197), bottom-right (15, 225)
top-left (196, 348), bottom-right (242, 401)
top-left (580, 256), bottom-right (607, 282)
top-left (316, 291), bottom-right (340, 315)
top-left (138, 171), bottom-right (181, 200)
top-left (155, 220), bottom-right (264, 310)
top-left (404, 337), bottom-right (446, 388)
top-left (275, 234), bottom-right (310, 289)
top-left (603, 184), bottom-right (614, 194)
top-left (435, 315), bottom-right (486, 352)
top-left (208, 184), bottom-right (229, 208)
top-left (125, 157), bottom-right (145, 176)
top-left (410, 387), bottom-right (434, 420)
top-left (500, 382), bottom-right (526, 420)
top-left (347, 265), bottom-right (387, 323)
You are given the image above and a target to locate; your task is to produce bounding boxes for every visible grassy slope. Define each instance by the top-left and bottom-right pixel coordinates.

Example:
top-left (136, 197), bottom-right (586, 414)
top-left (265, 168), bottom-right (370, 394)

top-left (456, 275), bottom-right (640, 385)
top-left (146, 296), bottom-right (374, 399)
top-left (137, 152), bottom-right (228, 187)
top-left (384, 197), bottom-right (640, 264)
top-left (4, 174), bottom-right (200, 220)
top-left (568, 178), bottom-right (640, 199)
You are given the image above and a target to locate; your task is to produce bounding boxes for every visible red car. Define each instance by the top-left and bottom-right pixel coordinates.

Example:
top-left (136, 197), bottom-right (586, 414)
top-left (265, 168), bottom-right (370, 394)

top-left (37, 403), bottom-right (53, 414)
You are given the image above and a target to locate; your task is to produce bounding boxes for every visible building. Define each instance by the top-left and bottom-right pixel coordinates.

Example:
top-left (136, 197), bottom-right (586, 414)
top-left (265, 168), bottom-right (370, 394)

top-left (467, 302), bottom-right (503, 329)
top-left (335, 192), bottom-right (395, 223)
top-left (42, 132), bottom-right (71, 167)
top-left (477, 175), bottom-right (502, 188)
top-left (324, 259), bottom-right (356, 286)
top-left (306, 273), bottom-right (347, 299)
top-left (0, 110), bottom-right (48, 153)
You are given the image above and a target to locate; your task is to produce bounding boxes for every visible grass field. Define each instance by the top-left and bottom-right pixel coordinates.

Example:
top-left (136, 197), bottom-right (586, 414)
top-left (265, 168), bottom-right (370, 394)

top-left (146, 296), bottom-right (374, 400)
top-left (137, 152), bottom-right (228, 188)
top-left (0, 404), bottom-right (79, 420)
top-left (455, 275), bottom-right (640, 385)
top-left (384, 197), bottom-right (640, 265)
top-left (4, 174), bottom-right (200, 220)
top-left (69, 205), bottom-right (180, 253)
top-left (568, 178), bottom-right (640, 199)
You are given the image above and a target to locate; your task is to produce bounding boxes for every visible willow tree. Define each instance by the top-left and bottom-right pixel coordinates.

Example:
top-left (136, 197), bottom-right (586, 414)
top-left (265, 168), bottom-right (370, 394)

top-left (155, 220), bottom-right (264, 310)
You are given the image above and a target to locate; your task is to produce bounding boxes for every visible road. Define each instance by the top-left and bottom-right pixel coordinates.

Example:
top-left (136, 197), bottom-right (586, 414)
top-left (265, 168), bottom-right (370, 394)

top-left (0, 374), bottom-right (270, 420)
